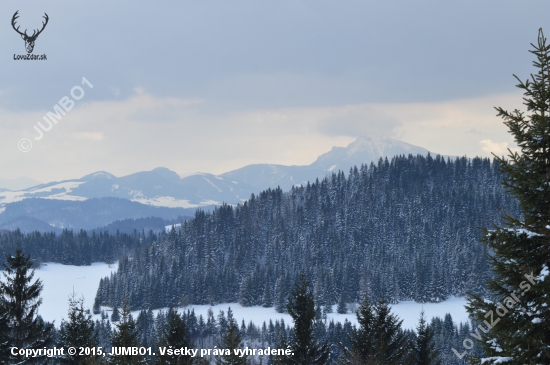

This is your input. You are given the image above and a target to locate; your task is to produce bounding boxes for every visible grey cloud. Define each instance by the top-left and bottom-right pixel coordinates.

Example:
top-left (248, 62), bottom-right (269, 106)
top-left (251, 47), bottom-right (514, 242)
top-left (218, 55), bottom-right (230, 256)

top-left (1, 0), bottom-right (549, 112)
top-left (316, 108), bottom-right (401, 138)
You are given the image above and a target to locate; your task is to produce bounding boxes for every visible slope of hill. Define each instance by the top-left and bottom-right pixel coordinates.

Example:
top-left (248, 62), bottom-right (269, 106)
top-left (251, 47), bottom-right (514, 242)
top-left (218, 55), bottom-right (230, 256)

top-left (0, 216), bottom-right (62, 234)
top-left (0, 197), bottom-right (198, 230)
top-left (0, 176), bottom-right (42, 190)
top-left (95, 154), bottom-right (518, 310)
top-left (91, 216), bottom-right (191, 235)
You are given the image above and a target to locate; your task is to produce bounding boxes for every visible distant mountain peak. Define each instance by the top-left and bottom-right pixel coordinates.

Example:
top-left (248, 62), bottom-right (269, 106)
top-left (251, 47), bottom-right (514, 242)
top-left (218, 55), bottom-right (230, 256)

top-left (81, 171), bottom-right (117, 181)
top-left (220, 136), bottom-right (436, 192)
top-left (310, 136), bottom-right (431, 172)
top-left (148, 167), bottom-right (182, 183)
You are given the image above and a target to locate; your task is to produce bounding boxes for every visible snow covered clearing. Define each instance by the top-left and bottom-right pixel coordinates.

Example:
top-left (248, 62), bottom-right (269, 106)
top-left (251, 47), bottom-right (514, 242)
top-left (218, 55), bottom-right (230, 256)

top-left (28, 262), bottom-right (469, 329)
top-left (0, 181), bottom-right (87, 205)
top-left (165, 223), bottom-right (182, 232)
top-left (132, 196), bottom-right (200, 209)
top-left (31, 262), bottom-right (118, 325)
top-left (162, 297), bottom-right (469, 331)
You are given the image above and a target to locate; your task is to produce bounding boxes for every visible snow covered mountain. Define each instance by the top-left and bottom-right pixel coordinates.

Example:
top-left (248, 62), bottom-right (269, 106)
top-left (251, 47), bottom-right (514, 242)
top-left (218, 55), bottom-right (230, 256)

top-left (0, 168), bottom-right (255, 231)
top-left (310, 136), bottom-right (431, 172)
top-left (0, 167), bottom-right (256, 209)
top-left (0, 136), bottom-right (439, 230)
top-left (221, 136), bottom-right (434, 191)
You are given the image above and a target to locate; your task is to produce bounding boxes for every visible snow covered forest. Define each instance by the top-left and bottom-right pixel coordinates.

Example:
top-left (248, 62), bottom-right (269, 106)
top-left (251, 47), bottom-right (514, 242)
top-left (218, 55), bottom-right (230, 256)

top-left (0, 228), bottom-right (156, 266)
top-left (94, 154), bottom-right (519, 311)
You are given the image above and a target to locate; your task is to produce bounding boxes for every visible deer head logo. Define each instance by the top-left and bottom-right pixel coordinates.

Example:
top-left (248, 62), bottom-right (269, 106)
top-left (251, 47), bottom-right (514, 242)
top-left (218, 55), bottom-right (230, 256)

top-left (12, 11), bottom-right (49, 54)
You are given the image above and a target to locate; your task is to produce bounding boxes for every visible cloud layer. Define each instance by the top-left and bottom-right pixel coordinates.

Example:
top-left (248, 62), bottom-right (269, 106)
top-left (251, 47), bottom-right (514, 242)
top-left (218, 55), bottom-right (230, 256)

top-left (1, 90), bottom-right (521, 181)
top-left (0, 0), bottom-right (544, 181)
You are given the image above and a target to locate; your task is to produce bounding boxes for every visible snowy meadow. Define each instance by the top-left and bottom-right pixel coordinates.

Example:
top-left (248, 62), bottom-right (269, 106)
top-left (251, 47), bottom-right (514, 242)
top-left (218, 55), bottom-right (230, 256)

top-left (31, 262), bottom-right (469, 329)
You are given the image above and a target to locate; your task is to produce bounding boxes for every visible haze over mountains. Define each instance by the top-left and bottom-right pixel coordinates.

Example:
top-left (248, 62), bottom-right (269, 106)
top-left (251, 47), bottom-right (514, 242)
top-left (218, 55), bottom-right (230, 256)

top-left (0, 137), bottom-right (435, 232)
top-left (222, 136), bottom-right (431, 191)
top-left (0, 177), bottom-right (42, 191)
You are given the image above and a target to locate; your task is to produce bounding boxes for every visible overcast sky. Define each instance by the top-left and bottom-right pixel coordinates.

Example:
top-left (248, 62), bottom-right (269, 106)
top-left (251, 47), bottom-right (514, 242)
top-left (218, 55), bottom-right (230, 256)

top-left (1, 0), bottom-right (548, 182)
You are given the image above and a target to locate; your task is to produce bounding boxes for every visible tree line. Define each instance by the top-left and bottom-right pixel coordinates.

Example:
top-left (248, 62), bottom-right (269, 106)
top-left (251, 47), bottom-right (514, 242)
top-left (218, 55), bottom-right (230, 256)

top-left (0, 229), bottom-right (159, 267)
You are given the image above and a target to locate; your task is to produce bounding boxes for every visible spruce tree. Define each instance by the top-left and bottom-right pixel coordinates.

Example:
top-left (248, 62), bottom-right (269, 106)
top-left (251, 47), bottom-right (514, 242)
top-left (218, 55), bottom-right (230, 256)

top-left (273, 330), bottom-right (289, 365)
top-left (0, 249), bottom-right (53, 364)
top-left (93, 297), bottom-right (101, 315)
top-left (58, 293), bottom-right (98, 365)
top-left (274, 276), bottom-right (287, 314)
top-left (340, 295), bottom-right (375, 363)
top-left (0, 297), bottom-right (9, 364)
top-left (413, 311), bottom-right (440, 365)
top-left (111, 306), bottom-right (121, 322)
top-left (372, 298), bottom-right (410, 364)
top-left (336, 294), bottom-right (347, 314)
top-left (215, 307), bottom-right (248, 365)
top-left (286, 272), bottom-right (330, 365)
top-left (262, 281), bottom-right (273, 308)
top-left (110, 301), bottom-right (146, 365)
top-left (340, 296), bottom-right (410, 365)
top-left (156, 308), bottom-right (194, 365)
top-left (466, 29), bottom-right (550, 364)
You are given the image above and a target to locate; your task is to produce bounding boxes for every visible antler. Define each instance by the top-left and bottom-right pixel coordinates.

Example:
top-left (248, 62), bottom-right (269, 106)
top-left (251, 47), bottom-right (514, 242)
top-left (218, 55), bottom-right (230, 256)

top-left (11, 10), bottom-right (27, 37)
top-left (29, 13), bottom-right (49, 39)
top-left (35, 13), bottom-right (49, 37)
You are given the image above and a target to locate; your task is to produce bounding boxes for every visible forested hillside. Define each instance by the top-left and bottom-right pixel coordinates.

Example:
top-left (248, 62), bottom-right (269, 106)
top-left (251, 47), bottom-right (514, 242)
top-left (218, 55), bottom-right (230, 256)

top-left (95, 154), bottom-right (519, 311)
top-left (0, 229), bottom-right (158, 266)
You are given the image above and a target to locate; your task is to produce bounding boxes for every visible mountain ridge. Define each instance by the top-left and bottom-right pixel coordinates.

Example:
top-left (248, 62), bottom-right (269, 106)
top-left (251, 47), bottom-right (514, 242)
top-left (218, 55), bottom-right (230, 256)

top-left (0, 136), bottom-right (443, 231)
top-left (221, 136), bottom-right (434, 191)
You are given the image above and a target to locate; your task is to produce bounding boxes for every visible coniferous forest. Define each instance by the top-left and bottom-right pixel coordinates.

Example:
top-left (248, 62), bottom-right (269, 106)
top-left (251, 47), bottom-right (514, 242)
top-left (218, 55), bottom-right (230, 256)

top-left (93, 155), bottom-right (519, 311)
top-left (0, 249), bottom-right (480, 364)
top-left (1, 154), bottom-right (508, 364)
top-left (0, 228), bottom-right (158, 267)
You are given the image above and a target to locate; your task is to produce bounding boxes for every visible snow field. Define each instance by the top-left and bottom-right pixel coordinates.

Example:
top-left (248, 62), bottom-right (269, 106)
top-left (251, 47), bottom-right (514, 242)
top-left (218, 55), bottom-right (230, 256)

top-left (28, 263), bottom-right (469, 329)
top-left (31, 262), bottom-right (119, 326)
top-left (164, 297), bottom-right (469, 331)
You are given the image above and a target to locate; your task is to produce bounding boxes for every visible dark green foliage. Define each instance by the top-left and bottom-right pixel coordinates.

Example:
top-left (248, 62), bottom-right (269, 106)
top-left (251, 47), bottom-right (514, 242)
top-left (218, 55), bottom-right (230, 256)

top-left (371, 298), bottom-right (411, 364)
top-left (156, 308), bottom-right (194, 365)
top-left (0, 249), bottom-right (53, 364)
top-left (262, 281), bottom-right (273, 308)
top-left (286, 272), bottom-right (329, 365)
top-left (336, 294), bottom-right (347, 314)
top-left (274, 276), bottom-right (287, 313)
top-left (466, 29), bottom-right (550, 364)
top-left (0, 229), bottom-right (158, 267)
top-left (341, 295), bottom-right (375, 362)
top-left (414, 311), bottom-right (440, 365)
top-left (340, 296), bottom-right (410, 365)
top-left (58, 293), bottom-right (98, 364)
top-left (0, 297), bottom-right (9, 364)
top-left (273, 331), bottom-right (290, 365)
top-left (111, 306), bottom-right (120, 322)
top-left (93, 297), bottom-right (101, 315)
top-left (95, 318), bottom-right (113, 353)
top-left (110, 301), bottom-right (146, 365)
top-left (215, 307), bottom-right (248, 365)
